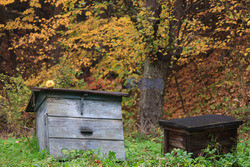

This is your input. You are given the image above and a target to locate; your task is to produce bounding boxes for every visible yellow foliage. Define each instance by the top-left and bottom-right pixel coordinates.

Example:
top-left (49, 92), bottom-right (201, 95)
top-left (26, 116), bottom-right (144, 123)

top-left (29, 0), bottom-right (41, 8)
top-left (0, 0), bottom-right (14, 6)
top-left (1, 0), bottom-right (248, 91)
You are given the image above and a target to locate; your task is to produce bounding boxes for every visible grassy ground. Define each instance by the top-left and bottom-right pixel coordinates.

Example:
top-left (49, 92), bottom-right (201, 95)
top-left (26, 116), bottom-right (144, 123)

top-left (0, 133), bottom-right (249, 167)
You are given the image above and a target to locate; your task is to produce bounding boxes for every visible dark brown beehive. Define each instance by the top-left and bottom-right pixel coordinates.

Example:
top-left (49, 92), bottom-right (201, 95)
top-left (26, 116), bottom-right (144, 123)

top-left (159, 114), bottom-right (243, 157)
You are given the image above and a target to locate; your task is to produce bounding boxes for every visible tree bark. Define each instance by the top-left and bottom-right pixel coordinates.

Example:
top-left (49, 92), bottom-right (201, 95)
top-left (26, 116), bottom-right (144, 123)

top-left (138, 0), bottom-right (185, 134)
top-left (138, 57), bottom-right (170, 134)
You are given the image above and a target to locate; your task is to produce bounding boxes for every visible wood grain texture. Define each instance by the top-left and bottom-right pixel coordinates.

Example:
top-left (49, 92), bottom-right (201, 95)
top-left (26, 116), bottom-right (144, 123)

top-left (162, 120), bottom-right (240, 157)
top-left (32, 87), bottom-right (127, 97)
top-left (35, 94), bottom-right (125, 160)
top-left (190, 133), bottom-right (211, 150)
top-left (36, 102), bottom-right (48, 151)
top-left (47, 98), bottom-right (122, 119)
top-left (169, 139), bottom-right (186, 149)
top-left (48, 117), bottom-right (124, 140)
top-left (82, 100), bottom-right (122, 119)
top-left (34, 92), bottom-right (47, 112)
top-left (47, 98), bottom-right (81, 117)
top-left (164, 129), bottom-right (168, 154)
top-left (49, 138), bottom-right (125, 160)
top-left (215, 129), bottom-right (237, 140)
top-left (169, 131), bottom-right (186, 142)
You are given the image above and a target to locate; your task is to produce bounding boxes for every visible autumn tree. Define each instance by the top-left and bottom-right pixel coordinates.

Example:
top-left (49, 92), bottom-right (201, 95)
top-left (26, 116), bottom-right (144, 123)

top-left (50, 0), bottom-right (247, 133)
top-left (0, 0), bottom-right (248, 134)
top-left (125, 0), bottom-right (249, 133)
top-left (0, 0), bottom-right (65, 79)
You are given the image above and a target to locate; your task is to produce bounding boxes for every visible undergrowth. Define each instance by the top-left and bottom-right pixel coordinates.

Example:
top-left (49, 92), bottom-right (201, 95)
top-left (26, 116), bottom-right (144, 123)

top-left (0, 134), bottom-right (249, 167)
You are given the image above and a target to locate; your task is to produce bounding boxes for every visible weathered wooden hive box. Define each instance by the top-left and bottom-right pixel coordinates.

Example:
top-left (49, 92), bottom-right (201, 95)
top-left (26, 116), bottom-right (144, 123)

top-left (25, 87), bottom-right (127, 160)
top-left (159, 114), bottom-right (243, 157)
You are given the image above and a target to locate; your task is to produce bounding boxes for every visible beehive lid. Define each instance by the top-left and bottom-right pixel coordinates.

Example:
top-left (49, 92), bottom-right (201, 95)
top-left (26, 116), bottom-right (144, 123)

top-left (25, 87), bottom-right (128, 112)
top-left (159, 114), bottom-right (243, 132)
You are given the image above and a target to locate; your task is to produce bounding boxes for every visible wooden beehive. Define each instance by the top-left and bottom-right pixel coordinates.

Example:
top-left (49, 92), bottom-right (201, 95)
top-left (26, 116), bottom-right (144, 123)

top-left (159, 115), bottom-right (243, 157)
top-left (25, 87), bottom-right (127, 160)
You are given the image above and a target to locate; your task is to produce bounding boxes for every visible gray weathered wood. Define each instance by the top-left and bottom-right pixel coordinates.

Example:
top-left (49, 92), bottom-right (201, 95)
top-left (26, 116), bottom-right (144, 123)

top-left (47, 98), bottom-right (80, 117)
top-left (49, 138), bottom-right (125, 160)
top-left (47, 98), bottom-right (122, 119)
top-left (48, 117), bottom-right (124, 140)
top-left (34, 92), bottom-right (47, 112)
top-left (26, 88), bottom-right (126, 161)
top-left (82, 100), bottom-right (122, 119)
top-left (36, 102), bottom-right (48, 151)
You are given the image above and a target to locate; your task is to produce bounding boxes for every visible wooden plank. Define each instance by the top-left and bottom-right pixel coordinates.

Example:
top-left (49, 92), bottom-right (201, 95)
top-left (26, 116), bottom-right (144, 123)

top-left (36, 102), bottom-right (48, 151)
top-left (190, 132), bottom-right (211, 150)
top-left (190, 130), bottom-right (218, 148)
top-left (218, 139), bottom-right (237, 146)
top-left (186, 134), bottom-right (191, 153)
top-left (48, 117), bottom-right (124, 140)
top-left (190, 132), bottom-right (212, 142)
top-left (82, 100), bottom-right (122, 119)
top-left (190, 140), bottom-right (210, 150)
top-left (165, 127), bottom-right (190, 134)
top-left (169, 131), bottom-right (186, 142)
top-left (169, 139), bottom-right (186, 149)
top-left (83, 94), bottom-right (122, 102)
top-left (34, 92), bottom-right (47, 112)
top-left (165, 129), bottom-right (187, 153)
top-left (215, 129), bottom-right (237, 140)
top-left (47, 98), bottom-right (81, 117)
top-left (44, 92), bottom-right (122, 102)
top-left (49, 138), bottom-right (125, 160)
top-left (164, 129), bottom-right (168, 154)
top-left (32, 87), bottom-right (127, 97)
top-left (47, 98), bottom-right (122, 119)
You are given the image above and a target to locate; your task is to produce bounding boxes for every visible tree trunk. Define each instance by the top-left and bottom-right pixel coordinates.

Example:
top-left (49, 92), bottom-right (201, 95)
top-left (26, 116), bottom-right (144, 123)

top-left (138, 57), bottom-right (170, 134)
top-left (138, 0), bottom-right (184, 134)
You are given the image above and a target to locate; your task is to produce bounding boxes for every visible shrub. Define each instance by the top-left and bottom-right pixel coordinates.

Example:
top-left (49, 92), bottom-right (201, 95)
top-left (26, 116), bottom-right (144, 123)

top-left (0, 73), bottom-right (32, 137)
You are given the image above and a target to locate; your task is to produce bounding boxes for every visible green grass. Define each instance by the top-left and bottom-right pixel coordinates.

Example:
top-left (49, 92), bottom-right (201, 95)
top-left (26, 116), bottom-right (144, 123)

top-left (0, 134), bottom-right (249, 167)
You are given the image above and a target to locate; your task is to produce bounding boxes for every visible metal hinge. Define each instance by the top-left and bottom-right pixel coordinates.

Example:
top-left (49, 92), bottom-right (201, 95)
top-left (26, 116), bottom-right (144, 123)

top-left (80, 97), bottom-right (84, 115)
top-left (80, 94), bottom-right (88, 115)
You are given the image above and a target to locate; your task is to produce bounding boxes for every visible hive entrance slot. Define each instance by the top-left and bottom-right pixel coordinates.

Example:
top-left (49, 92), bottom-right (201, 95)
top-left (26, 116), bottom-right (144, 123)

top-left (80, 128), bottom-right (93, 135)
